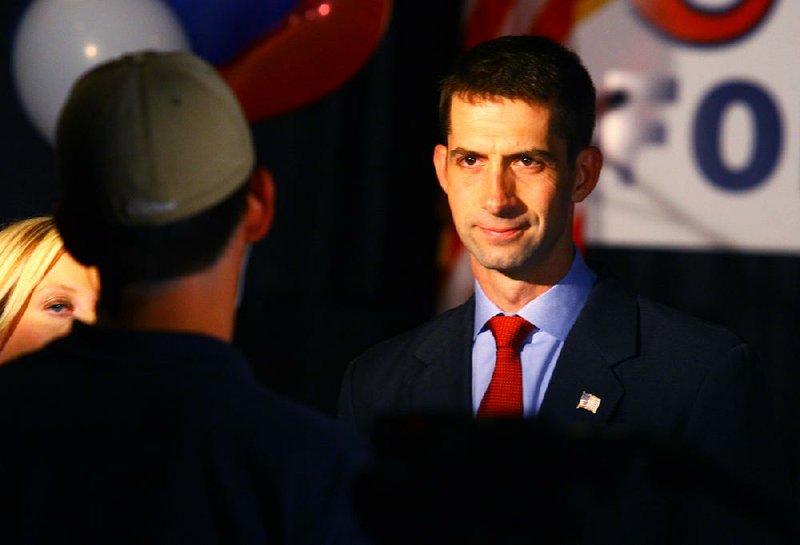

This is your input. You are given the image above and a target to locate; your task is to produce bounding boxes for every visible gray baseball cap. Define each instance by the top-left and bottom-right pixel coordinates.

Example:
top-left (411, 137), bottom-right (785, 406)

top-left (55, 50), bottom-right (255, 226)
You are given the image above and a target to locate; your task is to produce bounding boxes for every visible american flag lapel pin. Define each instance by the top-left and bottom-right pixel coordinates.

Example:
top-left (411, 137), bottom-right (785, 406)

top-left (576, 391), bottom-right (601, 414)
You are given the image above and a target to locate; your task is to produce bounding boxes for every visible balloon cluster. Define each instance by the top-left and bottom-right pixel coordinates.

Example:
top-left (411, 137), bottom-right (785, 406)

top-left (12, 0), bottom-right (392, 145)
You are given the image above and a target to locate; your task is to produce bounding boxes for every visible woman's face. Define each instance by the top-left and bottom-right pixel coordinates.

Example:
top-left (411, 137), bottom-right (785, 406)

top-left (0, 253), bottom-right (98, 364)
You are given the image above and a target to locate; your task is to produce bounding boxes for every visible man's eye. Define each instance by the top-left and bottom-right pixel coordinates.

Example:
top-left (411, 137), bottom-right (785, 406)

top-left (459, 155), bottom-right (478, 166)
top-left (519, 155), bottom-right (537, 166)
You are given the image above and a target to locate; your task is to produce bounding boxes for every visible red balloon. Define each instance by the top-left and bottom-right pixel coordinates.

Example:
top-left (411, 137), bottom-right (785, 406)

top-left (219, 0), bottom-right (392, 122)
top-left (631, 0), bottom-right (774, 45)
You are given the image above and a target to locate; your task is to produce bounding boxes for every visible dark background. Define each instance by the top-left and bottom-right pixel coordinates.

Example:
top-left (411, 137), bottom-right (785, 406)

top-left (2, 1), bottom-right (798, 481)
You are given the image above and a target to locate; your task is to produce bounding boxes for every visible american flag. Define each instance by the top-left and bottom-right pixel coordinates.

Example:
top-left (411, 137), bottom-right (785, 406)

top-left (576, 391), bottom-right (601, 414)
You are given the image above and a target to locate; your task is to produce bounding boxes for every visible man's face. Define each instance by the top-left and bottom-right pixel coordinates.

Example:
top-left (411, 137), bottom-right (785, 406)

top-left (434, 96), bottom-right (594, 281)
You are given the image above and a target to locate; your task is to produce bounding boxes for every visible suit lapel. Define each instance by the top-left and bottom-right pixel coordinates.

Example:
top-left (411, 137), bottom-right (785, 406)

top-left (539, 277), bottom-right (639, 427)
top-left (406, 297), bottom-right (475, 415)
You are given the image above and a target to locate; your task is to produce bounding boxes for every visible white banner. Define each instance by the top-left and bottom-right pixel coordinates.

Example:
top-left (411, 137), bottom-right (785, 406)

top-left (574, 0), bottom-right (799, 253)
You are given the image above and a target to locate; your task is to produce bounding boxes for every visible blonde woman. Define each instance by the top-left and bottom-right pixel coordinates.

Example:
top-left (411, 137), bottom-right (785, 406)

top-left (0, 216), bottom-right (98, 364)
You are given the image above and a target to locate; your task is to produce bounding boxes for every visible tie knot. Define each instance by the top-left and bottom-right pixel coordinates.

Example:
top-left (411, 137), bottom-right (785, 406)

top-left (487, 315), bottom-right (534, 351)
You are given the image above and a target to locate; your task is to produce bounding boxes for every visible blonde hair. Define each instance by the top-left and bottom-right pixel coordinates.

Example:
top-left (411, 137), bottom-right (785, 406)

top-left (0, 217), bottom-right (65, 353)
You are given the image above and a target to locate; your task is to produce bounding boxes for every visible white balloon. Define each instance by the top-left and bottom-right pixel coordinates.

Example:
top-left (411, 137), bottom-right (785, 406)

top-left (12, 0), bottom-right (190, 145)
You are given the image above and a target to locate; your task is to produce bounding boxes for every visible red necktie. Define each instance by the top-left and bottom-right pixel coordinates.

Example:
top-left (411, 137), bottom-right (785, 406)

top-left (477, 315), bottom-right (534, 419)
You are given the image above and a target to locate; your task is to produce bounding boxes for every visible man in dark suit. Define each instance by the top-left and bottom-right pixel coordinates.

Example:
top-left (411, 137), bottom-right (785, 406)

top-left (338, 35), bottom-right (794, 543)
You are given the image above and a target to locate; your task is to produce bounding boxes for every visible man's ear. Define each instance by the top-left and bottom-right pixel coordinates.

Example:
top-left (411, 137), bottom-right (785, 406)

top-left (433, 144), bottom-right (450, 194)
top-left (244, 167), bottom-right (275, 242)
top-left (572, 146), bottom-right (603, 203)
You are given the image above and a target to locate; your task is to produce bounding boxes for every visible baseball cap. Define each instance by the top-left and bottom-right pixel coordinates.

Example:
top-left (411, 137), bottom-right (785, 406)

top-left (54, 50), bottom-right (255, 226)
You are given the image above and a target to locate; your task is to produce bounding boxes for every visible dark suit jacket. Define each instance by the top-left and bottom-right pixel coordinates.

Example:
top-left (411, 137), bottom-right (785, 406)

top-left (0, 323), bottom-right (373, 545)
top-left (339, 276), bottom-right (795, 543)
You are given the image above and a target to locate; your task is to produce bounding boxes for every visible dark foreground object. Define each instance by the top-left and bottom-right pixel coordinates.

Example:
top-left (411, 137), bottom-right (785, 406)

top-left (355, 414), bottom-right (796, 545)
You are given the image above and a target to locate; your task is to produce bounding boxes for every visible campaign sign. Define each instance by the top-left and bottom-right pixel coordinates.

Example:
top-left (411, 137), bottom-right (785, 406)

top-left (574, 0), bottom-right (798, 253)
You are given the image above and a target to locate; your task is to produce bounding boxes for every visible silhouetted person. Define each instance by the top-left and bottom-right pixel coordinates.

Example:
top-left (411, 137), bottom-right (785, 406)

top-left (0, 51), bottom-right (372, 545)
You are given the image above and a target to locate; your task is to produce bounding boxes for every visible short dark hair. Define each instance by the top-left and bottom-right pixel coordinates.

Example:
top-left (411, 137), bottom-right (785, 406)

top-left (438, 35), bottom-right (596, 161)
top-left (55, 178), bottom-right (249, 288)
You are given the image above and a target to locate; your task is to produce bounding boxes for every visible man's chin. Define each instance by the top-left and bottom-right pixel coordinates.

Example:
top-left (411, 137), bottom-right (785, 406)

top-left (473, 253), bottom-right (531, 275)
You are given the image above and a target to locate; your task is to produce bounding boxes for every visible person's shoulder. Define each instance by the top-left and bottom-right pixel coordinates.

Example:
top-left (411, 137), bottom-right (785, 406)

top-left (637, 290), bottom-right (744, 349)
top-left (250, 383), bottom-right (360, 433)
top-left (0, 342), bottom-right (73, 396)
top-left (351, 298), bottom-right (473, 366)
top-left (592, 275), bottom-right (746, 353)
top-left (235, 385), bottom-right (375, 492)
top-left (227, 373), bottom-right (368, 447)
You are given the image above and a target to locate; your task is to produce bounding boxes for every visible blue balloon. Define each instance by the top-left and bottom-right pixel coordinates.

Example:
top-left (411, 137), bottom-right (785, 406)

top-left (165, 0), bottom-right (299, 65)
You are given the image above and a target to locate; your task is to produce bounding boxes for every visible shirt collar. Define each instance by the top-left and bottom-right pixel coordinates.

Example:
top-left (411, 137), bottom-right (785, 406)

top-left (473, 250), bottom-right (597, 341)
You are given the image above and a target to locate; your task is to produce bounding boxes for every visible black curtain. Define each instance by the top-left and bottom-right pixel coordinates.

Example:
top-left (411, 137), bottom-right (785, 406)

top-left (234, 1), bottom-right (462, 414)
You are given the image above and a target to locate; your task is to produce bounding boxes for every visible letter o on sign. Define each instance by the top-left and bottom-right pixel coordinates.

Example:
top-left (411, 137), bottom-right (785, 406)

top-left (693, 80), bottom-right (782, 191)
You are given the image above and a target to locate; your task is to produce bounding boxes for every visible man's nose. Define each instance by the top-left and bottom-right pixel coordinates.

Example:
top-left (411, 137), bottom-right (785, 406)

top-left (482, 166), bottom-right (520, 216)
